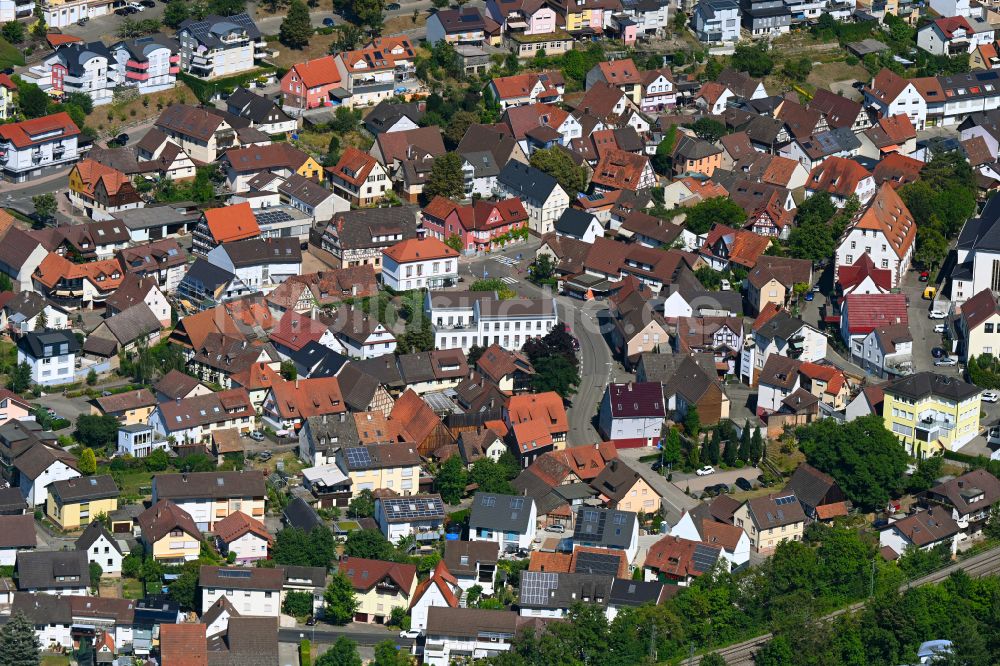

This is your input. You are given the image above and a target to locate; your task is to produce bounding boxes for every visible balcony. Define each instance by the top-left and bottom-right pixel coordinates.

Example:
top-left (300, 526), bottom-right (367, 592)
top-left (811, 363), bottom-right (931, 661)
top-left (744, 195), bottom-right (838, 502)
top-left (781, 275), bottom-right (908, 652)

top-left (914, 414), bottom-right (956, 443)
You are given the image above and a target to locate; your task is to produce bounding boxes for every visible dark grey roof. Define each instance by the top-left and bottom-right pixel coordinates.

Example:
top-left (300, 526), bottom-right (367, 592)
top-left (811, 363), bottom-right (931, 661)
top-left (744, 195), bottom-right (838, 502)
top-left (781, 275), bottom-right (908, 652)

top-left (353, 355), bottom-right (404, 388)
top-left (180, 258), bottom-right (235, 293)
top-left (221, 237), bottom-right (301, 268)
top-left (227, 87), bottom-right (292, 126)
top-left (554, 209), bottom-right (599, 239)
top-left (0, 486), bottom-right (27, 513)
top-left (573, 506), bottom-right (636, 550)
top-left (3, 291), bottom-right (65, 320)
top-left (608, 578), bottom-right (665, 606)
top-left (396, 352), bottom-right (436, 384)
top-left (16, 329), bottom-right (80, 359)
top-left (12, 592), bottom-right (72, 625)
top-left (178, 13), bottom-right (261, 48)
top-left (208, 616), bottom-right (279, 666)
top-left (98, 303), bottom-right (161, 346)
top-left (650, 353), bottom-right (721, 404)
top-left (460, 150), bottom-right (500, 178)
top-left (287, 341), bottom-right (349, 378)
top-left (442, 540), bottom-right (499, 575)
top-left (277, 173), bottom-right (337, 208)
top-left (304, 414), bottom-right (360, 453)
top-left (329, 206), bottom-right (419, 250)
top-left (518, 571), bottom-right (613, 609)
top-left (469, 493), bottom-right (534, 534)
top-left (957, 194), bottom-right (1000, 253)
top-left (113, 34), bottom-right (177, 62)
top-left (75, 520), bottom-right (124, 554)
top-left (336, 364), bottom-right (382, 411)
top-left (885, 371), bottom-right (981, 402)
top-left (154, 471), bottom-right (265, 501)
top-left (49, 475), bottom-right (119, 504)
top-left (754, 311), bottom-right (809, 342)
top-left (363, 101), bottom-right (425, 135)
top-left (497, 161), bottom-right (559, 201)
top-left (282, 496), bottom-right (324, 533)
top-left (674, 134), bottom-right (722, 160)
top-left (54, 41), bottom-right (113, 77)
top-left (426, 606), bottom-right (517, 637)
top-left (0, 514), bottom-right (36, 548)
top-left (282, 565), bottom-right (327, 588)
top-left (16, 550), bottom-right (90, 590)
top-left (783, 463), bottom-right (839, 510)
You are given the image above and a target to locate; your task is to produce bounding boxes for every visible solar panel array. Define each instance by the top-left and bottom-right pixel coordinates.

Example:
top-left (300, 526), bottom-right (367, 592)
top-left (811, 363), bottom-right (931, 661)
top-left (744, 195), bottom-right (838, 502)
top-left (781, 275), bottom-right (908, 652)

top-left (510, 498), bottom-right (524, 510)
top-left (521, 571), bottom-right (559, 606)
top-left (577, 508), bottom-right (606, 540)
top-left (574, 551), bottom-right (621, 576)
top-left (345, 447), bottom-right (372, 469)
top-left (692, 545), bottom-right (720, 573)
top-left (480, 496), bottom-right (496, 508)
top-left (384, 496), bottom-right (444, 520)
top-left (774, 496), bottom-right (796, 506)
top-left (218, 569), bottom-right (252, 578)
top-left (255, 210), bottom-right (294, 226)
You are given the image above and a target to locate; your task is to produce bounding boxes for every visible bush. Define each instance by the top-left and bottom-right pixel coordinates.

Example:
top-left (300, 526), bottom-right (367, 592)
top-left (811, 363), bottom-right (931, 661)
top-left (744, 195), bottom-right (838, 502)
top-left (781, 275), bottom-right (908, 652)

top-left (300, 640), bottom-right (311, 666)
top-left (283, 590), bottom-right (314, 618)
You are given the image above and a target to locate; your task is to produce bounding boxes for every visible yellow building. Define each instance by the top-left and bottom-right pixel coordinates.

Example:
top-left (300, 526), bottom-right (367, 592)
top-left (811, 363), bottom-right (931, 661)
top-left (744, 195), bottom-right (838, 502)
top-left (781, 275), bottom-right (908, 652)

top-left (733, 493), bottom-right (806, 555)
top-left (882, 371), bottom-right (982, 458)
top-left (338, 443), bottom-right (422, 499)
top-left (340, 557), bottom-right (417, 624)
top-left (0, 76), bottom-right (15, 120)
top-left (47, 475), bottom-right (120, 530)
top-left (137, 499), bottom-right (202, 563)
top-left (591, 459), bottom-right (661, 514)
top-left (91, 389), bottom-right (158, 426)
top-left (296, 154), bottom-right (324, 182)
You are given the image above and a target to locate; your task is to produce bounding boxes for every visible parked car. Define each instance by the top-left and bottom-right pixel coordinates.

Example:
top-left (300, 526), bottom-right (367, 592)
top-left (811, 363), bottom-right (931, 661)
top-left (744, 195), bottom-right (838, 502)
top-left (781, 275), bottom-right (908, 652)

top-left (387, 2), bottom-right (401, 8)
top-left (696, 465), bottom-right (715, 476)
top-left (399, 629), bottom-right (420, 639)
top-left (258, 451), bottom-right (273, 461)
top-left (77, 17), bottom-right (89, 25)
top-left (547, 523), bottom-right (565, 533)
top-left (928, 310), bottom-right (947, 320)
top-left (141, 0), bottom-right (156, 6)
top-left (932, 347), bottom-right (946, 358)
top-left (101, 391), bottom-right (113, 397)
top-left (933, 324), bottom-right (947, 334)
top-left (127, 2), bottom-right (145, 10)
top-left (804, 292), bottom-right (814, 301)
top-left (934, 357), bottom-right (958, 367)
top-left (248, 431), bottom-right (265, 441)
top-left (323, 17), bottom-right (335, 26)
top-left (984, 391), bottom-right (999, 403)
top-left (305, 616), bottom-right (316, 626)
top-left (735, 477), bottom-right (753, 492)
top-left (919, 271), bottom-right (930, 282)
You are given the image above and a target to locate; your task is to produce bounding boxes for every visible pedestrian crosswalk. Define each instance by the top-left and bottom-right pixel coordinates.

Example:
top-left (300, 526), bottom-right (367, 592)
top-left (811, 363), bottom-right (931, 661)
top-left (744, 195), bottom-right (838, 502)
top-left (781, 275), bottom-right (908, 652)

top-left (493, 256), bottom-right (518, 266)
top-left (500, 276), bottom-right (518, 285)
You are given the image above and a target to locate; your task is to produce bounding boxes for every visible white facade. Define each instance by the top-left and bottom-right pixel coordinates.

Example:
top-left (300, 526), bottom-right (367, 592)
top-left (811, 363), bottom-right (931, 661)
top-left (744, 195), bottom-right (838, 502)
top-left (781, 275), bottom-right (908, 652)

top-left (202, 586), bottom-right (280, 616)
top-left (382, 254), bottom-right (458, 292)
top-left (470, 504), bottom-right (537, 551)
top-left (31, 621), bottom-right (73, 651)
top-left (84, 532), bottom-right (124, 575)
top-left (670, 512), bottom-right (751, 569)
top-left (917, 21), bottom-right (992, 56)
top-left (864, 80), bottom-right (928, 131)
top-left (757, 374), bottom-right (801, 413)
top-left (20, 459), bottom-right (81, 508)
top-left (835, 226), bottom-right (914, 289)
top-left (218, 531), bottom-right (270, 563)
top-left (423, 627), bottom-right (514, 666)
top-left (43, 0), bottom-right (112, 29)
top-left (427, 294), bottom-right (558, 353)
top-left (205, 244), bottom-right (302, 292)
top-left (494, 177), bottom-right (569, 236)
top-left (117, 426), bottom-right (172, 458)
top-left (0, 120), bottom-right (80, 183)
top-left (693, 0), bottom-right (741, 43)
top-left (112, 39), bottom-right (179, 95)
top-left (0, 0), bottom-right (32, 22)
top-left (857, 328), bottom-right (913, 378)
top-left (740, 320), bottom-right (828, 385)
top-left (410, 580), bottom-right (455, 633)
top-left (336, 325), bottom-right (397, 360)
top-left (930, 0), bottom-right (971, 16)
top-left (178, 19), bottom-right (262, 79)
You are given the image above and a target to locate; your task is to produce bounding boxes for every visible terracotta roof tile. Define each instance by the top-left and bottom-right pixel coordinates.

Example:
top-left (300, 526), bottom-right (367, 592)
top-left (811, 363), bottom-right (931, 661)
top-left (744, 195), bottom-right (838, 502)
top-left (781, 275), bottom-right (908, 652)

top-left (0, 112), bottom-right (79, 149)
top-left (203, 202), bottom-right (260, 244)
top-left (383, 237), bottom-right (458, 263)
top-left (290, 55), bottom-right (341, 88)
top-left (851, 183), bottom-right (917, 260)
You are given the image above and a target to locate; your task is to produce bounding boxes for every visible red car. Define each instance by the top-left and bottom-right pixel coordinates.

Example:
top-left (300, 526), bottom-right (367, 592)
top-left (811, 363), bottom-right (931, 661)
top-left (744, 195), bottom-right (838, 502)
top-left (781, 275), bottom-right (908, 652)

top-left (919, 271), bottom-right (930, 282)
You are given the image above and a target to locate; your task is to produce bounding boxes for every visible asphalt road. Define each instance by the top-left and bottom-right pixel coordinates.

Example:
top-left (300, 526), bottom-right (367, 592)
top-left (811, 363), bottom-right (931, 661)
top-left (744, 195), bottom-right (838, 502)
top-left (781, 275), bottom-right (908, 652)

top-left (279, 626), bottom-right (412, 647)
top-left (462, 241), bottom-right (634, 445)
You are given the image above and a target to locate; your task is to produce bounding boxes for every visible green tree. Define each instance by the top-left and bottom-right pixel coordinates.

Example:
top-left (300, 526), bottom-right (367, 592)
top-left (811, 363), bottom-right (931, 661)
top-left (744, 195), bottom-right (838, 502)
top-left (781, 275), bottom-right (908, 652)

top-left (207, 0), bottom-right (245, 14)
top-left (282, 590), bottom-right (314, 617)
top-left (89, 561), bottom-right (103, 589)
top-left (913, 224), bottom-right (949, 270)
top-left (782, 56), bottom-right (813, 81)
top-left (906, 455), bottom-right (943, 493)
top-left (372, 640), bottom-right (412, 666)
top-left (343, 529), bottom-right (393, 560)
top-left (323, 571), bottom-right (359, 625)
top-left (444, 110), bottom-right (479, 149)
top-left (530, 354), bottom-right (580, 398)
top-left (684, 197), bottom-right (745, 235)
top-left (797, 416), bottom-right (908, 511)
top-left (652, 124), bottom-right (677, 174)
top-left (749, 427), bottom-right (763, 465)
top-left (86, 369), bottom-right (97, 386)
top-left (530, 254), bottom-right (556, 282)
top-left (75, 414), bottom-right (121, 451)
top-left (280, 360), bottom-right (297, 380)
top-left (529, 147), bottom-right (588, 198)
top-left (661, 427), bottom-right (682, 467)
top-left (163, 0), bottom-right (190, 28)
top-left (703, 428), bottom-right (720, 465)
top-left (348, 489), bottom-right (375, 519)
top-left (330, 24), bottom-right (364, 53)
top-left (317, 637), bottom-right (363, 666)
top-left (1, 21), bottom-right (24, 44)
top-left (700, 655), bottom-right (727, 666)
top-left (688, 117), bottom-right (727, 143)
top-left (423, 153), bottom-right (464, 201)
top-left (145, 448), bottom-right (169, 472)
top-left (9, 362), bottom-right (31, 393)
top-left (168, 565), bottom-right (199, 610)
top-left (695, 267), bottom-right (722, 290)
top-left (731, 42), bottom-right (774, 76)
top-left (787, 219), bottom-right (836, 262)
top-left (0, 273), bottom-right (12, 292)
top-left (79, 448), bottom-right (97, 476)
top-left (280, 0), bottom-right (313, 49)
top-left (32, 193), bottom-right (57, 223)
top-left (469, 458), bottom-right (515, 495)
top-left (737, 421), bottom-right (752, 462)
top-left (755, 635), bottom-right (795, 666)
top-left (722, 434), bottom-right (738, 467)
top-left (0, 611), bottom-right (41, 666)
top-left (444, 234), bottom-right (463, 252)
top-left (436, 454), bottom-right (468, 504)
top-left (353, 0), bottom-right (385, 30)
top-left (684, 406), bottom-right (701, 438)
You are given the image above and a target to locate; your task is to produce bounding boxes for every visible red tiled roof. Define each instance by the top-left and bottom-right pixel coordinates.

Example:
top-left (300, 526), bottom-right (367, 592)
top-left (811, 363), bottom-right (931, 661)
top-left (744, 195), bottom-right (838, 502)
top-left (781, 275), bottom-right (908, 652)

top-left (591, 148), bottom-right (651, 193)
top-left (815, 501), bottom-right (849, 520)
top-left (269, 310), bottom-right (332, 352)
top-left (852, 183), bottom-right (917, 260)
top-left (213, 510), bottom-right (273, 545)
top-left (838, 253), bottom-right (892, 293)
top-left (329, 147), bottom-right (379, 187)
top-left (701, 224), bottom-right (772, 268)
top-left (383, 237), bottom-right (458, 263)
top-left (865, 68), bottom-right (909, 104)
top-left (644, 535), bottom-right (721, 579)
top-left (508, 392), bottom-right (568, 436)
top-left (807, 156), bottom-right (872, 199)
top-left (843, 293), bottom-right (908, 334)
top-left (339, 557), bottom-right (416, 593)
top-left (160, 624), bottom-right (207, 666)
top-left (203, 202), bottom-right (260, 244)
top-left (0, 112), bottom-right (80, 149)
top-left (960, 288), bottom-right (1000, 331)
top-left (289, 55), bottom-right (341, 88)
top-left (872, 152), bottom-right (924, 190)
top-left (267, 377), bottom-right (345, 420)
top-left (410, 560), bottom-right (460, 609)
top-left (597, 59), bottom-right (641, 85)
top-left (932, 15), bottom-right (973, 39)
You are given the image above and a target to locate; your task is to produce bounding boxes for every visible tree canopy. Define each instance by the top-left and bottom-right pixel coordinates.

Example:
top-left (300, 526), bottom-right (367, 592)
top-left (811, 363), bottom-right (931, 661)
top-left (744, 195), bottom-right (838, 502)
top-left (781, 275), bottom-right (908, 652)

top-left (323, 572), bottom-right (359, 625)
top-left (684, 197), bottom-right (745, 235)
top-left (796, 416), bottom-right (908, 511)
top-left (423, 153), bottom-right (465, 201)
top-left (0, 611), bottom-right (40, 666)
top-left (279, 0), bottom-right (313, 48)
top-left (529, 147), bottom-right (589, 198)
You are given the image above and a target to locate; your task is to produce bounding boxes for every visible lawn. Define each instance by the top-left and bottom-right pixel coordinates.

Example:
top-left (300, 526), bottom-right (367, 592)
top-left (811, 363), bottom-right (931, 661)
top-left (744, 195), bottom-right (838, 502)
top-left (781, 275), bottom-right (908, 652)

top-left (85, 82), bottom-right (199, 138)
top-left (103, 468), bottom-right (154, 499)
top-left (122, 578), bottom-right (144, 600)
top-left (273, 32), bottom-right (340, 69)
top-left (0, 38), bottom-right (24, 71)
top-left (807, 61), bottom-right (871, 89)
top-left (40, 656), bottom-right (72, 666)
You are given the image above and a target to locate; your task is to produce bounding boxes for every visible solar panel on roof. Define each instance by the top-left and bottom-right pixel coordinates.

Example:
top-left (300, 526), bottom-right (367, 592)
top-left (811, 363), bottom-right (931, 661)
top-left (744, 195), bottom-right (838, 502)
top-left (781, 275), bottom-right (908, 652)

top-left (345, 447), bottom-right (372, 468)
top-left (218, 569), bottom-right (252, 578)
top-left (520, 571), bottom-right (558, 606)
top-left (383, 496), bottom-right (443, 520)
top-left (574, 551), bottom-right (621, 576)
top-left (774, 495), bottom-right (796, 506)
top-left (691, 545), bottom-right (719, 573)
top-left (481, 496), bottom-right (496, 508)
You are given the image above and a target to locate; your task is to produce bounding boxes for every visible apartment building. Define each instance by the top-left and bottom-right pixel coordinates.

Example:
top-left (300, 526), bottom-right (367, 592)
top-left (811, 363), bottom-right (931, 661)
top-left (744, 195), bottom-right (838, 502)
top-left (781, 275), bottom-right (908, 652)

top-left (16, 330), bottom-right (79, 387)
top-left (112, 35), bottom-right (180, 95)
top-left (335, 37), bottom-right (417, 108)
top-left (200, 566), bottom-right (283, 616)
top-left (177, 13), bottom-right (264, 79)
top-left (0, 112), bottom-right (80, 182)
top-left (148, 389), bottom-right (255, 444)
top-left (425, 290), bottom-right (558, 353)
top-left (882, 372), bottom-right (982, 457)
top-left (337, 557), bottom-right (417, 624)
top-left (151, 471), bottom-right (266, 532)
top-left (381, 238), bottom-right (459, 291)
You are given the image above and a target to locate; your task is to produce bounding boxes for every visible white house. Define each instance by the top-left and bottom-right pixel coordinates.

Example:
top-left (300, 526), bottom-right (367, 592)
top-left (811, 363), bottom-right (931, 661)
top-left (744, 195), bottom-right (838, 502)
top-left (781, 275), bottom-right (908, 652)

top-left (16, 550), bottom-right (90, 596)
top-left (325, 307), bottom-right (397, 359)
top-left (423, 607), bottom-right (517, 666)
top-left (409, 561), bottom-right (462, 634)
top-left (917, 16), bottom-right (992, 56)
top-left (495, 162), bottom-right (570, 235)
top-left (597, 382), bottom-right (666, 443)
top-left (857, 324), bottom-right (913, 379)
top-left (76, 520), bottom-right (125, 575)
top-left (31, 42), bottom-right (114, 106)
top-left (756, 355), bottom-right (803, 413)
top-left (426, 291), bottom-right (558, 353)
top-left (443, 540), bottom-right (499, 595)
top-left (112, 36), bottom-right (180, 95)
top-left (741, 311), bottom-right (827, 386)
top-left (200, 566), bottom-right (282, 616)
top-left (469, 493), bottom-right (537, 552)
top-left (16, 330), bottom-right (79, 387)
top-left (834, 183), bottom-right (917, 289)
top-left (693, 0), bottom-right (741, 43)
top-left (554, 209), bottom-right (604, 244)
top-left (0, 112), bottom-right (81, 182)
top-left (177, 13), bottom-right (264, 79)
top-left (0, 0), bottom-right (32, 23)
top-left (640, 69), bottom-right (676, 113)
top-left (670, 508), bottom-right (751, 569)
top-left (151, 471), bottom-right (265, 532)
top-left (147, 389), bottom-right (256, 445)
top-left (879, 507), bottom-right (960, 558)
top-left (863, 69), bottom-right (929, 131)
top-left (116, 424), bottom-right (170, 459)
top-left (205, 237), bottom-right (303, 293)
top-left (277, 173), bottom-right (349, 224)
top-left (212, 511), bottom-right (272, 564)
top-left (374, 495), bottom-right (446, 545)
top-left (381, 238), bottom-right (460, 291)
top-left (11, 594), bottom-right (74, 651)
top-left (573, 506), bottom-right (640, 564)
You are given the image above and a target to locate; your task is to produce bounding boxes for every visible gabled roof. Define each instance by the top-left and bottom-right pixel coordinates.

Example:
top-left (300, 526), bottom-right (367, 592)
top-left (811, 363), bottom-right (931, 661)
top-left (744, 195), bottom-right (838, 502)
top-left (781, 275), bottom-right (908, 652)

top-left (883, 371), bottom-right (981, 403)
top-left (375, 126), bottom-right (446, 165)
top-left (928, 469), bottom-right (1000, 517)
top-left (809, 88), bottom-right (863, 129)
top-left (337, 557), bottom-right (416, 593)
top-left (203, 203), bottom-right (260, 244)
top-left (806, 156), bottom-right (871, 199)
top-left (960, 288), bottom-right (1000, 330)
top-left (701, 224), bottom-right (771, 268)
top-left (886, 507), bottom-right (959, 548)
top-left (410, 560), bottom-right (460, 609)
top-left (138, 499), bottom-right (200, 543)
top-left (843, 293), bottom-right (908, 334)
top-left (0, 112), bottom-right (80, 149)
top-left (758, 354), bottom-right (802, 390)
top-left (864, 68), bottom-right (910, 105)
top-left (744, 493), bottom-right (806, 529)
top-left (469, 493), bottom-right (534, 533)
top-left (328, 147), bottom-right (380, 187)
top-left (644, 535), bottom-right (721, 578)
top-left (266, 377), bottom-right (345, 420)
top-left (16, 549), bottom-right (90, 590)
top-left (849, 183), bottom-right (917, 260)
top-left (0, 514), bottom-right (36, 549)
top-left (838, 253), bottom-right (893, 293)
top-left (288, 55), bottom-right (341, 88)
top-left (383, 237), bottom-right (458, 264)
top-left (213, 511), bottom-right (273, 545)
top-left (595, 59), bottom-right (641, 85)
top-left (508, 392), bottom-right (567, 436)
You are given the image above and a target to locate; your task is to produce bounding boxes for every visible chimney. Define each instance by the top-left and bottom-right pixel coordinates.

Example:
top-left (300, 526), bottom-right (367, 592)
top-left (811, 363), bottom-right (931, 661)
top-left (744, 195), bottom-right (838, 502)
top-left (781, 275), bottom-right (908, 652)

top-left (295, 379), bottom-right (300, 389)
top-left (175, 397), bottom-right (180, 405)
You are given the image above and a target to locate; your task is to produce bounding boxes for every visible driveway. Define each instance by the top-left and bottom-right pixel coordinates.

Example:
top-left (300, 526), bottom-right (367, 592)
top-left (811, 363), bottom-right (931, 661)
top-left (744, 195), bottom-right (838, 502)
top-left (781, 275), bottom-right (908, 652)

top-left (671, 466), bottom-right (763, 495)
top-left (615, 448), bottom-right (700, 524)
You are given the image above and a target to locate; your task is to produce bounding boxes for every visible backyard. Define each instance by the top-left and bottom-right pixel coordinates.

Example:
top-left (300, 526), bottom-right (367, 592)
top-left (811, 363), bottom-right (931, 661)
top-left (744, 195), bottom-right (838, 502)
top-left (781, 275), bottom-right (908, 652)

top-left (85, 82), bottom-right (199, 138)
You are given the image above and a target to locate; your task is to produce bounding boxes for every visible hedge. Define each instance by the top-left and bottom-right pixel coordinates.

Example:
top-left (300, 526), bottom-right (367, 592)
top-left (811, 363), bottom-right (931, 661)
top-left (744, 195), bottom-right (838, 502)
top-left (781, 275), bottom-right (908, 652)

top-left (178, 69), bottom-right (278, 104)
top-left (299, 639), bottom-right (311, 666)
top-left (942, 450), bottom-right (1000, 477)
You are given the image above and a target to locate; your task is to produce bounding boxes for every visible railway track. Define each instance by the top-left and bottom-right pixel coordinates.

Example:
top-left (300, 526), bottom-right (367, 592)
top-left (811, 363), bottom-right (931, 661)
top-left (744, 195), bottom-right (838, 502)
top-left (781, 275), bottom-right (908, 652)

top-left (688, 546), bottom-right (1000, 665)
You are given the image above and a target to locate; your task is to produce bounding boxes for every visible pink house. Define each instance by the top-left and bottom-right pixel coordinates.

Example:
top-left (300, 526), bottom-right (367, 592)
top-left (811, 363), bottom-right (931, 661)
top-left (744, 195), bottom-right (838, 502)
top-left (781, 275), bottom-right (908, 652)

top-left (0, 389), bottom-right (31, 426)
top-left (280, 56), bottom-right (344, 112)
top-left (422, 197), bottom-right (529, 254)
top-left (487, 0), bottom-right (560, 35)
